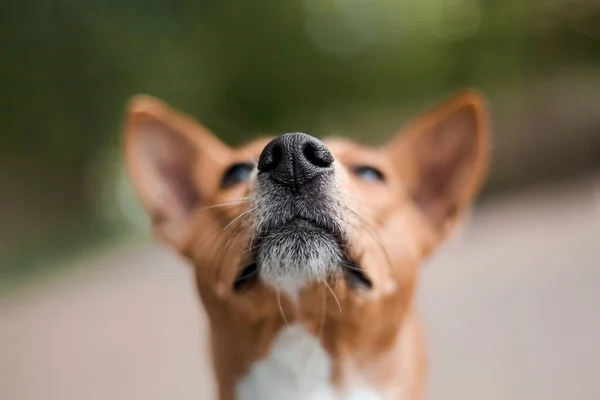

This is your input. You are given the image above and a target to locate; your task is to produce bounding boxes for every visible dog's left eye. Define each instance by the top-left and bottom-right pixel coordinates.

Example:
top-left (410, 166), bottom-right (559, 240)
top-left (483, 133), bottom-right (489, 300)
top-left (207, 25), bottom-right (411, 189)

top-left (352, 166), bottom-right (385, 183)
top-left (221, 163), bottom-right (254, 189)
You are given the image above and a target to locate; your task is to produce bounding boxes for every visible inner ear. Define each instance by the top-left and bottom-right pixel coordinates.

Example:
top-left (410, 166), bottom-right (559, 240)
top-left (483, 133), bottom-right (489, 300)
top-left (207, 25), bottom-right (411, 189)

top-left (412, 105), bottom-right (478, 222)
top-left (124, 96), bottom-right (228, 248)
top-left (134, 117), bottom-right (200, 224)
top-left (388, 92), bottom-right (489, 234)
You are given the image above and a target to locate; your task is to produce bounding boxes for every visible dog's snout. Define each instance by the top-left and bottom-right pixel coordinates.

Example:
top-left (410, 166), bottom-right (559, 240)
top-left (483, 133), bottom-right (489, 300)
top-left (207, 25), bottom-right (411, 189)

top-left (258, 132), bottom-right (333, 188)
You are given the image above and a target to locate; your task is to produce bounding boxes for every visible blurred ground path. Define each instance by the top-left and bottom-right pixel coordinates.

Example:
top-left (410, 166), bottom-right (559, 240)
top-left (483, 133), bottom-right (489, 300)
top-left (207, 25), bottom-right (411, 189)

top-left (1, 175), bottom-right (599, 400)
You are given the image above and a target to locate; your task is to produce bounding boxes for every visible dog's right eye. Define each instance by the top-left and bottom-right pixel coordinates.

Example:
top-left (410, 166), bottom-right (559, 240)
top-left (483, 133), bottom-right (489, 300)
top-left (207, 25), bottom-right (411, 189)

top-left (352, 165), bottom-right (385, 183)
top-left (221, 163), bottom-right (254, 189)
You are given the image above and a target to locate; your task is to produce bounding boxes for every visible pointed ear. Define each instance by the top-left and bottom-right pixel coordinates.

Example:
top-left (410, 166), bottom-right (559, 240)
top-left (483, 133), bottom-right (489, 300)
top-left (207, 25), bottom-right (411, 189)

top-left (124, 95), bottom-right (229, 249)
top-left (387, 91), bottom-right (490, 238)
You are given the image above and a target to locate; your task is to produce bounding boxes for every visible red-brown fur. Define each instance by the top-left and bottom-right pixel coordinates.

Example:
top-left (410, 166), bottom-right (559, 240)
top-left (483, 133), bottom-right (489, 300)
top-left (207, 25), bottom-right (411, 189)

top-left (124, 92), bottom-right (490, 399)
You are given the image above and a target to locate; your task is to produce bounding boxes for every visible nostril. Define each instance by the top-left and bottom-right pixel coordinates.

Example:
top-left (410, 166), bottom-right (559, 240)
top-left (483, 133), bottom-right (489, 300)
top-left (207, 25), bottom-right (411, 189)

top-left (258, 143), bottom-right (283, 172)
top-left (303, 142), bottom-right (333, 168)
top-left (258, 133), bottom-right (333, 187)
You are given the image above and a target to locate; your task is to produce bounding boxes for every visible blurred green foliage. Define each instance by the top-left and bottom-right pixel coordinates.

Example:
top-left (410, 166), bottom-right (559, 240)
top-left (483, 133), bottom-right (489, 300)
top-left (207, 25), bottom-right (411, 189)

top-left (2, 0), bottom-right (598, 156)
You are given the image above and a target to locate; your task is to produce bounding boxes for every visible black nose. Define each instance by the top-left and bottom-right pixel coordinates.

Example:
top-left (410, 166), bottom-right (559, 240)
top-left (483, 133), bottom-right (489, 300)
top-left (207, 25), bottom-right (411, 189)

top-left (257, 132), bottom-right (334, 188)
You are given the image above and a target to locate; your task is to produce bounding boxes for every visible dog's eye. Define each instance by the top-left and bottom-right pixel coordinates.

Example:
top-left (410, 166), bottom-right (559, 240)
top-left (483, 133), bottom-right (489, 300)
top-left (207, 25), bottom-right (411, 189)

top-left (221, 163), bottom-right (254, 189)
top-left (352, 166), bottom-right (385, 183)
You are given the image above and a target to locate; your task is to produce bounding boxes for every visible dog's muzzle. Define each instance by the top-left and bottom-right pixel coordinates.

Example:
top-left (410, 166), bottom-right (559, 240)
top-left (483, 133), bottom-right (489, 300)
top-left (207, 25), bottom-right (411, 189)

top-left (251, 133), bottom-right (346, 285)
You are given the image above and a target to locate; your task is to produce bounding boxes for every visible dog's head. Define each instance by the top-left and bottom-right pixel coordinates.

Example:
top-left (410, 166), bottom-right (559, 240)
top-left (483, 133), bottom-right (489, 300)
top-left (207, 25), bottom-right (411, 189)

top-left (124, 92), bottom-right (489, 326)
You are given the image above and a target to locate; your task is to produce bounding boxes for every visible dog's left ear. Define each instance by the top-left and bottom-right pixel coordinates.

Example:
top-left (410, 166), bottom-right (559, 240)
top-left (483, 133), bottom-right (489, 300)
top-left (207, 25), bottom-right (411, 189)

top-left (124, 95), bottom-right (230, 250)
top-left (387, 91), bottom-right (490, 240)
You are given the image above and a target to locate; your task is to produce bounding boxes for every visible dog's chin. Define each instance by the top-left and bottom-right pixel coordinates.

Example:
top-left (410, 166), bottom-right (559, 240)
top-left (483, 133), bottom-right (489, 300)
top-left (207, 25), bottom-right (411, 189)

top-left (256, 218), bottom-right (343, 289)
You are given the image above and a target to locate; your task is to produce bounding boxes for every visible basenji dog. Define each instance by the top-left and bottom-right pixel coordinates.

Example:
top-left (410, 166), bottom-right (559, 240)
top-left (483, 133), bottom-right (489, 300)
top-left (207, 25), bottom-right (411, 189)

top-left (123, 91), bottom-right (489, 400)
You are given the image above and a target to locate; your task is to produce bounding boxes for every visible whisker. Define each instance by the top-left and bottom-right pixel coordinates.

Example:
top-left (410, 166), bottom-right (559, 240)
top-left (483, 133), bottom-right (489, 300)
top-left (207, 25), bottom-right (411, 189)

top-left (243, 230), bottom-right (282, 254)
top-left (199, 197), bottom-right (254, 212)
top-left (206, 197), bottom-right (256, 283)
top-left (276, 290), bottom-right (289, 325)
top-left (346, 207), bottom-right (393, 270)
top-left (223, 206), bottom-right (257, 232)
top-left (213, 218), bottom-right (253, 282)
top-left (323, 279), bottom-right (341, 314)
top-left (214, 227), bottom-right (245, 283)
top-left (243, 243), bottom-right (262, 254)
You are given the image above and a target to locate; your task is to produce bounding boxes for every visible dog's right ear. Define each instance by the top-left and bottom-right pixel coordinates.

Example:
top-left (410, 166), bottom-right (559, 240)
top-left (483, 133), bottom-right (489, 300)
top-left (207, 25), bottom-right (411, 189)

top-left (386, 91), bottom-right (490, 243)
top-left (124, 95), bottom-right (230, 250)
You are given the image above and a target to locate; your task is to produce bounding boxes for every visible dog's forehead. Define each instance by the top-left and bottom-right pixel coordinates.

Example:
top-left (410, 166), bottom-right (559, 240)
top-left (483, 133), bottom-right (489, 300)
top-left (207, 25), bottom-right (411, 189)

top-left (322, 138), bottom-right (362, 155)
top-left (234, 137), bottom-right (273, 157)
top-left (324, 138), bottom-right (390, 167)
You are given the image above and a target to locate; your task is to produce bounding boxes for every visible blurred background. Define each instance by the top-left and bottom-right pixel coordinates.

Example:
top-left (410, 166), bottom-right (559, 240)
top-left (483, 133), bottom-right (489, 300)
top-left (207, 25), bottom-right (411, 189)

top-left (0, 0), bottom-right (599, 399)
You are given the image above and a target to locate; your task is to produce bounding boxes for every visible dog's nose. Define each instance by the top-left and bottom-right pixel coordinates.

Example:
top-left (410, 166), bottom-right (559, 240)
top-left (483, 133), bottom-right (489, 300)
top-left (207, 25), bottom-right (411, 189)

top-left (258, 132), bottom-right (334, 188)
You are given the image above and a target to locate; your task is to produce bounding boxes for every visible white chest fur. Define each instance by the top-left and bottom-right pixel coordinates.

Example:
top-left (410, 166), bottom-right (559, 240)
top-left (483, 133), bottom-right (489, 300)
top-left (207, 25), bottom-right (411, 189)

top-left (236, 324), bottom-right (384, 400)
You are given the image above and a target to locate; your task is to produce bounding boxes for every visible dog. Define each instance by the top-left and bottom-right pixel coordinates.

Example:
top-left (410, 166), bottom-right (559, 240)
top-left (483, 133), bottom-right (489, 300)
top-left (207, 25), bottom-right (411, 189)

top-left (123, 91), bottom-right (489, 400)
